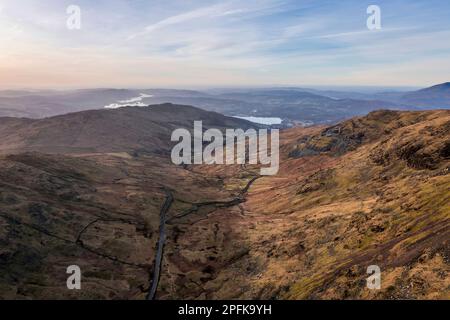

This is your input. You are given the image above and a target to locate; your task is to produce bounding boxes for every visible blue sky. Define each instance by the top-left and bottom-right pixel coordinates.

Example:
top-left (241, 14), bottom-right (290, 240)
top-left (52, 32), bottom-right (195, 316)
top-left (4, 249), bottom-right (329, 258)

top-left (1, 0), bottom-right (450, 88)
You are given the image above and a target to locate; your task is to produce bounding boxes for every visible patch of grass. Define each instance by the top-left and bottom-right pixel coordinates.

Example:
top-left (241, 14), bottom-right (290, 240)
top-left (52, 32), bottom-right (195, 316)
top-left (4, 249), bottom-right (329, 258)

top-left (284, 275), bottom-right (325, 300)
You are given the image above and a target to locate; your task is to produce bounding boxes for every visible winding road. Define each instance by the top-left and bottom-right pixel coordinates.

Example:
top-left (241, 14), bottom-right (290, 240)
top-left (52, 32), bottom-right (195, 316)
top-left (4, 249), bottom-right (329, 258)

top-left (146, 189), bottom-right (173, 300)
top-left (147, 175), bottom-right (260, 299)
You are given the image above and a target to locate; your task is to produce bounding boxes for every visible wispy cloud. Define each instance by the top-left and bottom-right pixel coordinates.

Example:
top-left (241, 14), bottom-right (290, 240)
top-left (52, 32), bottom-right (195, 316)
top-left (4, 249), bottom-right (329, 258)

top-left (128, 0), bottom-right (286, 40)
top-left (128, 3), bottom-right (230, 39)
top-left (1, 0), bottom-right (450, 88)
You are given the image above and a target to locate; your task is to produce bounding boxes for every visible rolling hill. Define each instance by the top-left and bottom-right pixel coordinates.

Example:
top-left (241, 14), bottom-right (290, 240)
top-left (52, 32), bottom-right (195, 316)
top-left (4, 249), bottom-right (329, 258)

top-left (0, 103), bottom-right (256, 155)
top-left (401, 82), bottom-right (450, 108)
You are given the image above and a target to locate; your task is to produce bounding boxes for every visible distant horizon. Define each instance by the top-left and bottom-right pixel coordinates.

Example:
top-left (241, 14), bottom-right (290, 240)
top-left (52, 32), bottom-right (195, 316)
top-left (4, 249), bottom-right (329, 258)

top-left (0, 83), bottom-right (428, 93)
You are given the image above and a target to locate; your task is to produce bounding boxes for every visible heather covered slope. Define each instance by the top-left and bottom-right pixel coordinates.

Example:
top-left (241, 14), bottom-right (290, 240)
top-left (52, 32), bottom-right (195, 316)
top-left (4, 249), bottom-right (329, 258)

top-left (0, 152), bottom-right (239, 299)
top-left (237, 110), bottom-right (449, 299)
top-left (147, 110), bottom-right (448, 300)
top-left (0, 109), bottom-right (448, 299)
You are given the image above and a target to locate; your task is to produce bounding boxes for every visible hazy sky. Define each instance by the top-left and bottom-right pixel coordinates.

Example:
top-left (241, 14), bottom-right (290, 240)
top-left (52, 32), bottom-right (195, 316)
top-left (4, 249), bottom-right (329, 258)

top-left (1, 0), bottom-right (450, 89)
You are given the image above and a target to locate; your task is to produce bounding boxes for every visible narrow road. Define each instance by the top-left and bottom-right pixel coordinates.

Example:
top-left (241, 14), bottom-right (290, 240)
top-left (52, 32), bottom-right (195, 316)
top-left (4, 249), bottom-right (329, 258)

top-left (147, 176), bottom-right (260, 299)
top-left (147, 189), bottom-right (173, 300)
top-left (168, 176), bottom-right (260, 223)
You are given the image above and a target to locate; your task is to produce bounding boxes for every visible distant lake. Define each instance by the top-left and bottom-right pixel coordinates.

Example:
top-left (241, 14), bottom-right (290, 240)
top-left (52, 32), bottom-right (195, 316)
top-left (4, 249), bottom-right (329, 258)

top-left (104, 93), bottom-right (153, 109)
top-left (233, 116), bottom-right (283, 125)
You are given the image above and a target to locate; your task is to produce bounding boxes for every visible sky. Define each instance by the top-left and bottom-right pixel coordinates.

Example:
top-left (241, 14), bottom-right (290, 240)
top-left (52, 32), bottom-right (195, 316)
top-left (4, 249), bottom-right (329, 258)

top-left (0, 0), bottom-right (450, 89)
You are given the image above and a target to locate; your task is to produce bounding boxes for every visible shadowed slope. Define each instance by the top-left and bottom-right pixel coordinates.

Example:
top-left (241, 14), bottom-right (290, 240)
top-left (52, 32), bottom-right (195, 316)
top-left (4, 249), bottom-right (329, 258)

top-left (0, 103), bottom-right (256, 155)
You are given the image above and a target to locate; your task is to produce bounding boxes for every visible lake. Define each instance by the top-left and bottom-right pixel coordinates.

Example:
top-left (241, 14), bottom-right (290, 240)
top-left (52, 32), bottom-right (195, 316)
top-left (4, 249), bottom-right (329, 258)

top-left (233, 116), bottom-right (283, 125)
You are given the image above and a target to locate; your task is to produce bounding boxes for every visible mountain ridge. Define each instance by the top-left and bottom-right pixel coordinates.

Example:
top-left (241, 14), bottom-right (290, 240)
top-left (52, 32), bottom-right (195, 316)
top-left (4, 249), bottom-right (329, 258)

top-left (0, 103), bottom-right (258, 155)
top-left (2, 82), bottom-right (449, 122)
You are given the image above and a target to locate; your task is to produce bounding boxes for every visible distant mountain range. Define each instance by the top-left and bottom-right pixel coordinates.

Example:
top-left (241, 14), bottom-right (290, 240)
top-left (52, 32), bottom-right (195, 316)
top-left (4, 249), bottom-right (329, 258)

top-left (401, 82), bottom-right (450, 107)
top-left (0, 83), bottom-right (449, 124)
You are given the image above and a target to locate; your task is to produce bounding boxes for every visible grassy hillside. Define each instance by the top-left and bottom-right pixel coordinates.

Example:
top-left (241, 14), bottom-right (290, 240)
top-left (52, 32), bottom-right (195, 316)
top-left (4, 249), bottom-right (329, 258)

top-left (0, 109), bottom-right (448, 299)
